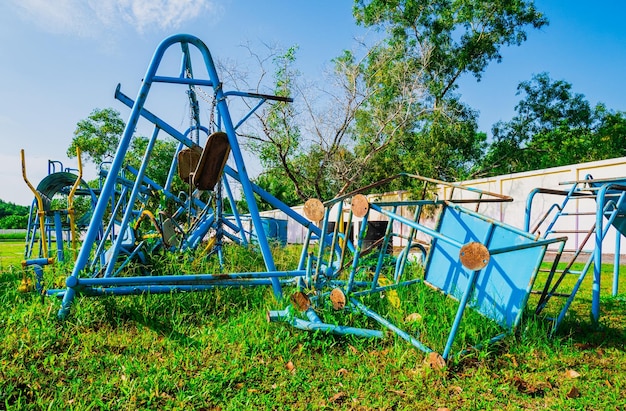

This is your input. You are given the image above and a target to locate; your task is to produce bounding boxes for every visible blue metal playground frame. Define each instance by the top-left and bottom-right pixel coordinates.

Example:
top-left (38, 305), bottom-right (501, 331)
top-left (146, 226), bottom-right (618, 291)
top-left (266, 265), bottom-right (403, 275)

top-left (50, 34), bottom-right (322, 317)
top-left (24, 33), bottom-right (619, 360)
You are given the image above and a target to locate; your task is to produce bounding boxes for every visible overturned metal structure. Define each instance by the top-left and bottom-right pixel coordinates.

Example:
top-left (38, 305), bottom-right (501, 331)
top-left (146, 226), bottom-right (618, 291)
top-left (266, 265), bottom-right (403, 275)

top-left (270, 175), bottom-right (566, 359)
top-left (525, 175), bottom-right (626, 333)
top-left (24, 34), bottom-right (621, 359)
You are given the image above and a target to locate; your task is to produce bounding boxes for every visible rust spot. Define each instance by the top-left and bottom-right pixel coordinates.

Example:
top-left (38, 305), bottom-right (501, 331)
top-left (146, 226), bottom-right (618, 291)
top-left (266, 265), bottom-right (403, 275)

top-left (303, 198), bottom-right (324, 222)
top-left (290, 291), bottom-right (311, 311)
top-left (330, 288), bottom-right (346, 310)
top-left (459, 242), bottom-right (490, 271)
top-left (351, 194), bottom-right (369, 218)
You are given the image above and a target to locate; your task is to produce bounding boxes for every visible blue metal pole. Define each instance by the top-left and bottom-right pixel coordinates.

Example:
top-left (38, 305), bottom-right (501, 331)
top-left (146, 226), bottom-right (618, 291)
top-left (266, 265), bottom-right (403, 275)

top-left (59, 35), bottom-right (182, 318)
top-left (346, 212), bottom-right (370, 294)
top-left (370, 204), bottom-right (465, 250)
top-left (223, 165), bottom-right (321, 236)
top-left (441, 223), bottom-right (496, 359)
top-left (268, 308), bottom-right (384, 338)
top-left (614, 232), bottom-right (620, 296)
top-left (70, 270), bottom-right (306, 287)
top-left (222, 176), bottom-right (248, 245)
top-left (350, 298), bottom-right (433, 353)
top-left (53, 211), bottom-right (64, 262)
top-left (103, 126), bottom-right (160, 277)
top-left (593, 185), bottom-right (609, 323)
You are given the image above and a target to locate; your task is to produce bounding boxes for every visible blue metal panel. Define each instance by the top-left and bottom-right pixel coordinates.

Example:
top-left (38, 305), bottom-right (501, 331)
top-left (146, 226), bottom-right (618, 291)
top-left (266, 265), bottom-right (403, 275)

top-left (425, 205), bottom-right (545, 328)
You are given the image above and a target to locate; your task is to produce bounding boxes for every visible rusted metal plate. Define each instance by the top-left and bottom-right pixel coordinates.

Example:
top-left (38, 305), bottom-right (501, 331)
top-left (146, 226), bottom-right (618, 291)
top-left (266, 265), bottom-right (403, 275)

top-left (351, 194), bottom-right (369, 218)
top-left (303, 198), bottom-right (324, 222)
top-left (177, 146), bottom-right (202, 183)
top-left (161, 218), bottom-right (180, 248)
top-left (290, 291), bottom-right (311, 311)
top-left (193, 131), bottom-right (231, 190)
top-left (330, 288), bottom-right (346, 310)
top-left (459, 241), bottom-right (490, 271)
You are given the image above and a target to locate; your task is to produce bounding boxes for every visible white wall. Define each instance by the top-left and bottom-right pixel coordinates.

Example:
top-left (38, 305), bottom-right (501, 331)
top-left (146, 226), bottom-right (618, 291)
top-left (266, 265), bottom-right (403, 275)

top-left (259, 156), bottom-right (626, 255)
top-left (452, 157), bottom-right (626, 255)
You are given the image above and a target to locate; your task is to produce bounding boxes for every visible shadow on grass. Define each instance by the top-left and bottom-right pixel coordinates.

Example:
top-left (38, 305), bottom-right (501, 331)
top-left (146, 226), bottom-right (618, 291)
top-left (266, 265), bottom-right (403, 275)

top-left (99, 297), bottom-right (202, 349)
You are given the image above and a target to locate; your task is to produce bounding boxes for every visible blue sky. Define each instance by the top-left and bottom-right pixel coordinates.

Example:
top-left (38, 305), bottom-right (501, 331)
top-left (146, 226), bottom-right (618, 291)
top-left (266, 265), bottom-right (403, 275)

top-left (1, 0), bottom-right (625, 206)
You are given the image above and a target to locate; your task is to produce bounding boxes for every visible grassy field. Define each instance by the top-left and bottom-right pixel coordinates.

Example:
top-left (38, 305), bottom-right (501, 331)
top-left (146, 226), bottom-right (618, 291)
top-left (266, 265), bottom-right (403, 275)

top-left (0, 239), bottom-right (24, 269)
top-left (1, 240), bottom-right (625, 410)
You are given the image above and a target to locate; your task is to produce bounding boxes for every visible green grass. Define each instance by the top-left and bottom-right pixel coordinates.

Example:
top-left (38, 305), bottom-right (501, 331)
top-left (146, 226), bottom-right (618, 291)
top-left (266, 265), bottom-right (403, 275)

top-left (0, 240), bottom-right (24, 269)
top-left (1, 243), bottom-right (625, 410)
top-left (0, 232), bottom-right (27, 241)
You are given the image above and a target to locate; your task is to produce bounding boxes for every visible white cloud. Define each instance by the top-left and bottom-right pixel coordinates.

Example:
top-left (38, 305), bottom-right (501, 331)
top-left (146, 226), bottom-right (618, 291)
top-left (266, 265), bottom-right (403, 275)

top-left (9, 0), bottom-right (220, 37)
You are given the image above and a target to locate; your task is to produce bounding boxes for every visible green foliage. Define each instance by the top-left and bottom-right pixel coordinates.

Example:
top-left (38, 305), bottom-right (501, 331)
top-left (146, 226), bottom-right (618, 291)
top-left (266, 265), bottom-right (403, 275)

top-left (354, 0), bottom-right (548, 99)
top-left (67, 108), bottom-right (126, 165)
top-left (66, 108), bottom-right (182, 213)
top-left (347, 0), bottom-right (547, 186)
top-left (477, 73), bottom-right (626, 176)
top-left (0, 200), bottom-right (29, 229)
top-left (245, 46), bottom-right (355, 202)
top-left (254, 172), bottom-right (301, 209)
top-left (0, 215), bottom-right (28, 230)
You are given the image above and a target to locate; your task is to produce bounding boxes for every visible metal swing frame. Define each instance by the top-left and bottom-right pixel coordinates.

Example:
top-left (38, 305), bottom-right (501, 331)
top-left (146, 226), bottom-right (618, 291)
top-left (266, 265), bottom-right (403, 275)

top-left (51, 34), bottom-right (321, 318)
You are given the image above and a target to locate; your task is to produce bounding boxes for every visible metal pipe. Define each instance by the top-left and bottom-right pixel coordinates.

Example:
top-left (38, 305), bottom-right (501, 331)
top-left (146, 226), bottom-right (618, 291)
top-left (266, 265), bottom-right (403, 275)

top-left (268, 308), bottom-right (384, 338)
top-left (67, 147), bottom-right (83, 258)
top-left (350, 298), bottom-right (432, 353)
top-left (21, 149), bottom-right (48, 258)
top-left (69, 270), bottom-right (306, 287)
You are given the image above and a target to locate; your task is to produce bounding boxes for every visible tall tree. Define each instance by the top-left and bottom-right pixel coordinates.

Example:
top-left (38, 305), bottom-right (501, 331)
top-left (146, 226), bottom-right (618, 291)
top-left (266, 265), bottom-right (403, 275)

top-left (350, 0), bottom-right (548, 185)
top-left (68, 108), bottom-right (179, 192)
top-left (67, 108), bottom-right (126, 165)
top-left (476, 72), bottom-right (626, 176)
top-left (231, 45), bottom-right (364, 203)
top-left (226, 1), bottom-right (547, 203)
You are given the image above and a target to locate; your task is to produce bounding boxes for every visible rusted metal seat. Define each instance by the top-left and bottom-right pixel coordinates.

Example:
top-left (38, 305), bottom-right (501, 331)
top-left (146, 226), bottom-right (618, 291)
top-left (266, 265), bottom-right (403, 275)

top-left (192, 131), bottom-right (230, 191)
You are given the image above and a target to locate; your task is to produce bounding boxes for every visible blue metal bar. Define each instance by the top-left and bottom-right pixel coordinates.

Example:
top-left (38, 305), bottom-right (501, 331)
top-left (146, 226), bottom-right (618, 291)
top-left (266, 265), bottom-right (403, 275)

top-left (394, 204), bottom-right (423, 282)
top-left (346, 212), bottom-right (370, 294)
top-left (442, 222), bottom-right (496, 359)
top-left (298, 230), bottom-right (313, 271)
top-left (53, 211), bottom-right (64, 262)
top-left (350, 298), bottom-right (433, 353)
top-left (371, 203), bottom-right (465, 250)
top-left (165, 141), bottom-right (185, 193)
top-left (233, 98), bottom-right (266, 131)
top-left (593, 186), bottom-right (626, 321)
top-left (488, 236), bottom-right (568, 255)
top-left (371, 205), bottom-right (397, 289)
top-left (268, 308), bottom-right (384, 338)
top-left (151, 75), bottom-right (215, 87)
top-left (89, 184), bottom-right (129, 273)
top-left (222, 176), bottom-right (248, 245)
top-left (313, 207), bottom-right (332, 282)
top-left (103, 125), bottom-right (160, 278)
top-left (614, 233), bottom-right (620, 296)
top-left (52, 282), bottom-right (274, 298)
top-left (223, 166), bottom-right (320, 235)
top-left (69, 270), bottom-right (306, 287)
top-left (115, 84), bottom-right (196, 149)
top-left (347, 279), bottom-right (422, 297)
top-left (22, 257), bottom-right (53, 267)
